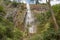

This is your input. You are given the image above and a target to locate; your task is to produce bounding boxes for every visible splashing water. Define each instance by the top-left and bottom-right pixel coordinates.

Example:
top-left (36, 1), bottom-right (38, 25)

top-left (25, 2), bottom-right (36, 33)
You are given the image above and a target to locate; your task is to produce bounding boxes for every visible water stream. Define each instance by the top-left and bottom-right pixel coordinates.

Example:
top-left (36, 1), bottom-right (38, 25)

top-left (25, 2), bottom-right (36, 33)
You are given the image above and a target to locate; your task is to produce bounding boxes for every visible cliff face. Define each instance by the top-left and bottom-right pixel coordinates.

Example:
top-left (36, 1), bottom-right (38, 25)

top-left (15, 4), bottom-right (49, 31)
top-left (4, 3), bottom-right (48, 31)
top-left (30, 4), bottom-right (48, 13)
top-left (19, 4), bottom-right (48, 13)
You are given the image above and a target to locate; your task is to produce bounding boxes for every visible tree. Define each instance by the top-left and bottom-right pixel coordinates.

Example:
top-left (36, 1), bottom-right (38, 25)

top-left (46, 0), bottom-right (59, 31)
top-left (36, 0), bottom-right (39, 4)
top-left (30, 0), bottom-right (39, 4)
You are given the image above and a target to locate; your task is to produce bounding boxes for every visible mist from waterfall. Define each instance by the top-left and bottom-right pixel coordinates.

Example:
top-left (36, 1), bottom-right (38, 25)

top-left (25, 2), bottom-right (36, 33)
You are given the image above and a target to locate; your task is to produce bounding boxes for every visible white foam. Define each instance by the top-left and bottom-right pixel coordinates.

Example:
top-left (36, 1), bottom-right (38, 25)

top-left (25, 2), bottom-right (36, 33)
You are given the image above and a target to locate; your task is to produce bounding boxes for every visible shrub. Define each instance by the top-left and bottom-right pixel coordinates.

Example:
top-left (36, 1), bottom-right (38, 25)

top-left (0, 6), bottom-right (4, 12)
top-left (0, 17), bottom-right (23, 40)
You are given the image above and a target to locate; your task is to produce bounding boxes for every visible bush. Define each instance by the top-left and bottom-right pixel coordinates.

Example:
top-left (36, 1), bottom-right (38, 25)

top-left (0, 23), bottom-right (23, 40)
top-left (29, 34), bottom-right (43, 40)
top-left (0, 6), bottom-right (6, 17)
top-left (43, 28), bottom-right (60, 40)
top-left (13, 28), bottom-right (23, 40)
top-left (12, 2), bottom-right (18, 7)
top-left (0, 17), bottom-right (23, 40)
top-left (4, 0), bottom-right (11, 5)
top-left (52, 4), bottom-right (60, 13)
top-left (0, 6), bottom-right (4, 12)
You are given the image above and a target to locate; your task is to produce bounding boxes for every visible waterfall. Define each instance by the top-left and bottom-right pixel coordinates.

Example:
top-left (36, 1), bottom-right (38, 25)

top-left (25, 2), bottom-right (36, 33)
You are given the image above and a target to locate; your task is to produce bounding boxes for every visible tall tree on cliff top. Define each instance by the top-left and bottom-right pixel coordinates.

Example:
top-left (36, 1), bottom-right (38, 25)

top-left (36, 0), bottom-right (39, 4)
top-left (30, 0), bottom-right (39, 4)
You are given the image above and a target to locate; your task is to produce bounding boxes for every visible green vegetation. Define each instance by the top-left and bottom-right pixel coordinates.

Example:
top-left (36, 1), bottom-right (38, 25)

top-left (0, 0), bottom-right (60, 40)
top-left (11, 2), bottom-right (19, 7)
top-left (0, 2), bottom-right (23, 40)
top-left (30, 4), bottom-right (60, 40)
top-left (0, 17), bottom-right (23, 40)
top-left (0, 6), bottom-right (4, 12)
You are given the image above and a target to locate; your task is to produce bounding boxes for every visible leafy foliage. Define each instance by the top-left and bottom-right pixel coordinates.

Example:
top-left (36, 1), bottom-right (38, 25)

top-left (52, 4), bottom-right (60, 26)
top-left (43, 28), bottom-right (60, 40)
top-left (0, 6), bottom-right (4, 12)
top-left (11, 2), bottom-right (19, 7)
top-left (0, 0), bottom-right (60, 40)
top-left (0, 15), bottom-right (23, 40)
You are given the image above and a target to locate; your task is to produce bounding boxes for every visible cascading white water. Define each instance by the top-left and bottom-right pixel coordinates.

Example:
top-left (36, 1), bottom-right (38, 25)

top-left (25, 2), bottom-right (36, 33)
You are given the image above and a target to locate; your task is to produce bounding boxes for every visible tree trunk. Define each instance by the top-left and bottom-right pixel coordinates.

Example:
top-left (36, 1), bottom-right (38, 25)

top-left (36, 0), bottom-right (39, 5)
top-left (46, 0), bottom-right (59, 31)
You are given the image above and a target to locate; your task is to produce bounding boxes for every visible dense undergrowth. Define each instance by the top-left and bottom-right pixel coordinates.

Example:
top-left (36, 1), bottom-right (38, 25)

top-left (0, 4), bottom-right (23, 40)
